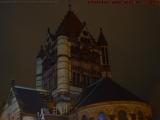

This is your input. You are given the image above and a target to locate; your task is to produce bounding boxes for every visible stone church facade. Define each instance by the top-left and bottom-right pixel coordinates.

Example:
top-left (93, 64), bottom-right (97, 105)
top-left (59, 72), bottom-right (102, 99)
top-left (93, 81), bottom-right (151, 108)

top-left (36, 9), bottom-right (112, 116)
top-left (1, 6), bottom-right (152, 120)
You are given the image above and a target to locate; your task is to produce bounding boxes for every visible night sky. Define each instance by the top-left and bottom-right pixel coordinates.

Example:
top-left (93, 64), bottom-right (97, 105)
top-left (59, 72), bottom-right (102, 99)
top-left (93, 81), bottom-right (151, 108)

top-left (0, 0), bottom-right (159, 119)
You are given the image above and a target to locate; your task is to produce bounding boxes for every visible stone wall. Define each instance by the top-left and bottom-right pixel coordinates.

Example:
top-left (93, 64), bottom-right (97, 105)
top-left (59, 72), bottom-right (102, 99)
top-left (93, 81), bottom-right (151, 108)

top-left (69, 101), bottom-right (152, 120)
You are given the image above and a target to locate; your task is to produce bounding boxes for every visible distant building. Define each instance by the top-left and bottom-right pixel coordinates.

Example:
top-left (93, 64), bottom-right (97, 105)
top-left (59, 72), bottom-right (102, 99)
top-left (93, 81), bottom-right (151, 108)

top-left (1, 6), bottom-right (152, 120)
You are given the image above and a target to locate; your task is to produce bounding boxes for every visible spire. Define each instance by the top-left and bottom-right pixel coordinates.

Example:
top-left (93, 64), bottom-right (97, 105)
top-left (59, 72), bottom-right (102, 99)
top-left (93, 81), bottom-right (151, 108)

top-left (47, 27), bottom-right (51, 34)
top-left (47, 27), bottom-right (55, 41)
top-left (97, 27), bottom-right (108, 46)
top-left (83, 21), bottom-right (86, 26)
top-left (55, 6), bottom-right (83, 39)
top-left (100, 27), bottom-right (103, 33)
top-left (11, 80), bottom-right (15, 88)
top-left (68, 3), bottom-right (72, 11)
top-left (47, 27), bottom-right (51, 42)
top-left (68, 0), bottom-right (72, 11)
top-left (37, 45), bottom-right (45, 58)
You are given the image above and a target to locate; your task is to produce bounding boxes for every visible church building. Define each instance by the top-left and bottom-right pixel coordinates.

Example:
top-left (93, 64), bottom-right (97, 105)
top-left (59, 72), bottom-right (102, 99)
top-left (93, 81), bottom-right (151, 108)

top-left (1, 6), bottom-right (152, 120)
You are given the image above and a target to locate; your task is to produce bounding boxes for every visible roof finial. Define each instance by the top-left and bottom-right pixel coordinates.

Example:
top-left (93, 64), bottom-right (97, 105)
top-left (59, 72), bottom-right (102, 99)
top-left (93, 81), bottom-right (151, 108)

top-left (68, 3), bottom-right (72, 11)
top-left (83, 21), bottom-right (86, 26)
top-left (100, 27), bottom-right (103, 33)
top-left (48, 27), bottom-right (50, 34)
top-left (68, 0), bottom-right (72, 11)
top-left (11, 80), bottom-right (15, 88)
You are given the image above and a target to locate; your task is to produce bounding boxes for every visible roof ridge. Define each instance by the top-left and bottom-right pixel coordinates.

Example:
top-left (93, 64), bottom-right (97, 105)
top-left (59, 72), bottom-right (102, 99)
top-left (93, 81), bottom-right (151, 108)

top-left (87, 78), bottom-right (104, 88)
top-left (76, 79), bottom-right (103, 108)
top-left (76, 78), bottom-right (143, 107)
top-left (111, 81), bottom-right (141, 99)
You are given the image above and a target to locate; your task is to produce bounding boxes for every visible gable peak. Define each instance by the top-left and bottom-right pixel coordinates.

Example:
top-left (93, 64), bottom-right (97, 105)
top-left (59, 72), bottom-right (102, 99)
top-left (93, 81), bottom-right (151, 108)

top-left (97, 27), bottom-right (108, 46)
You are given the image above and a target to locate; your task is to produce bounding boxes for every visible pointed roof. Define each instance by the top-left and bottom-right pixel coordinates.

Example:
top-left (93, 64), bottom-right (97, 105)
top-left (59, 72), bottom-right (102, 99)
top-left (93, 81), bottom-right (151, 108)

top-left (79, 22), bottom-right (97, 46)
top-left (55, 9), bottom-right (83, 40)
top-left (37, 45), bottom-right (45, 58)
top-left (13, 86), bottom-right (49, 114)
top-left (47, 27), bottom-right (56, 42)
top-left (76, 78), bottom-right (143, 107)
top-left (97, 28), bottom-right (108, 46)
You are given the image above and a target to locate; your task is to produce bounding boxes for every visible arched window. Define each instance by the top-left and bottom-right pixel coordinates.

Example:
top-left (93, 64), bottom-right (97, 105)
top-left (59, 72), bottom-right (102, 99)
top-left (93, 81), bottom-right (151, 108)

top-left (137, 111), bottom-right (144, 120)
top-left (130, 113), bottom-right (136, 120)
top-left (98, 112), bottom-right (106, 120)
top-left (118, 110), bottom-right (128, 120)
top-left (101, 47), bottom-right (109, 65)
top-left (82, 115), bottom-right (89, 120)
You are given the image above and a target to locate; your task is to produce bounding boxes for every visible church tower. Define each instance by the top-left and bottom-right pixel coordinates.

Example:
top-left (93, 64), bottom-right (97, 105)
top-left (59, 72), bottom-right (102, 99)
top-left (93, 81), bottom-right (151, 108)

top-left (56, 35), bottom-right (71, 115)
top-left (97, 28), bottom-right (112, 78)
top-left (36, 6), bottom-right (111, 115)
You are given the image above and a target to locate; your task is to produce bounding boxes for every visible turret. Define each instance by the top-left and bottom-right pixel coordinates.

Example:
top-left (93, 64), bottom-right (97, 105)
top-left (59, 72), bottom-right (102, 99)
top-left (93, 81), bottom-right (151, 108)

top-left (36, 45), bottom-right (45, 89)
top-left (97, 28), bottom-right (112, 79)
top-left (56, 35), bottom-right (71, 115)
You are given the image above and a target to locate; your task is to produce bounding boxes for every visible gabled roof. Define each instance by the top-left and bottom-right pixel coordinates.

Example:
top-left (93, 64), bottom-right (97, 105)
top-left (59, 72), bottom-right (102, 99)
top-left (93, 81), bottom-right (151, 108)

top-left (76, 78), bottom-right (143, 107)
top-left (48, 28), bottom-right (56, 41)
top-left (45, 29), bottom-right (56, 54)
top-left (97, 28), bottom-right (108, 46)
top-left (46, 28), bottom-right (56, 46)
top-left (78, 24), bottom-right (97, 47)
top-left (55, 10), bottom-right (83, 40)
top-left (13, 86), bottom-right (49, 114)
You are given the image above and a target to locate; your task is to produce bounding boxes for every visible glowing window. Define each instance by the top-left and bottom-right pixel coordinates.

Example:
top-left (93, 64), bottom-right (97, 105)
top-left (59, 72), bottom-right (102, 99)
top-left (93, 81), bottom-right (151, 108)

top-left (118, 110), bottom-right (128, 120)
top-left (98, 112), bottom-right (106, 120)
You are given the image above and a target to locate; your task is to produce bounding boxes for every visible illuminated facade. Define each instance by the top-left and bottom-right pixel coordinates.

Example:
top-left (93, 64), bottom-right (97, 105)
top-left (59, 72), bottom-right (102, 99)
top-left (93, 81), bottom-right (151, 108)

top-left (35, 7), bottom-right (152, 120)
top-left (1, 6), bottom-right (152, 120)
top-left (36, 7), bottom-right (112, 116)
